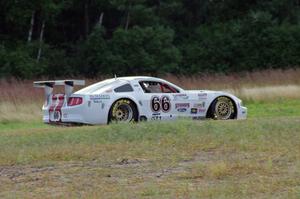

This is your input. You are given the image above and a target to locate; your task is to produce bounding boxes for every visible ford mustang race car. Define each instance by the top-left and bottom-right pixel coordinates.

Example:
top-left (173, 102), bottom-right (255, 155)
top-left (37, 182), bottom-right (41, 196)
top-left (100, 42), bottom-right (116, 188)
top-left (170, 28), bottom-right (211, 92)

top-left (34, 76), bottom-right (247, 125)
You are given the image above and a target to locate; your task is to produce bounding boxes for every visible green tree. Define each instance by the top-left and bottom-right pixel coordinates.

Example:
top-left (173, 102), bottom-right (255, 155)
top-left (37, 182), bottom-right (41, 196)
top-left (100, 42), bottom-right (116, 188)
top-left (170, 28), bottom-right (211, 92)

top-left (77, 26), bottom-right (109, 76)
top-left (104, 26), bottom-right (181, 75)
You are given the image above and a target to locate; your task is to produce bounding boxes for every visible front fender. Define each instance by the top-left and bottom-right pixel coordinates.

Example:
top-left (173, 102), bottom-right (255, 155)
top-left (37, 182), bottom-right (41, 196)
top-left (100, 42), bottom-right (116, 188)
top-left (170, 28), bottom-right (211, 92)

top-left (206, 92), bottom-right (241, 119)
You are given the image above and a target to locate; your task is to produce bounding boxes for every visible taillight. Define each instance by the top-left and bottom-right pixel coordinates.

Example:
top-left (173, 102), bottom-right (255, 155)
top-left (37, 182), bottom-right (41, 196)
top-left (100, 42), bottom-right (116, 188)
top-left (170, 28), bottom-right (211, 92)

top-left (67, 97), bottom-right (83, 106)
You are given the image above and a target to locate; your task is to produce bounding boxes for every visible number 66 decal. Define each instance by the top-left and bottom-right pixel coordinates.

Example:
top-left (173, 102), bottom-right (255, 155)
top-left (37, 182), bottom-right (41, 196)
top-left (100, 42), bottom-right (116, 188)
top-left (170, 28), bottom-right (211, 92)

top-left (151, 96), bottom-right (171, 112)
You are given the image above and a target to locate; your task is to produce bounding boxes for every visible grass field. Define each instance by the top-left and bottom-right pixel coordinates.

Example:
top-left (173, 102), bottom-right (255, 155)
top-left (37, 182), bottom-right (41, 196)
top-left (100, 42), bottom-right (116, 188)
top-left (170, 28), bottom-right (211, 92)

top-left (0, 70), bottom-right (300, 198)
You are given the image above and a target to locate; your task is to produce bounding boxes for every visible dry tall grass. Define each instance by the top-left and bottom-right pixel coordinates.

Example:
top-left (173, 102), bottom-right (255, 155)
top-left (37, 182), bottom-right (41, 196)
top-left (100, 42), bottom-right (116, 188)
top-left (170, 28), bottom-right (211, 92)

top-left (163, 68), bottom-right (300, 101)
top-left (0, 79), bottom-right (44, 103)
top-left (164, 68), bottom-right (300, 90)
top-left (231, 85), bottom-right (300, 101)
top-left (1, 69), bottom-right (300, 123)
top-left (0, 79), bottom-right (44, 122)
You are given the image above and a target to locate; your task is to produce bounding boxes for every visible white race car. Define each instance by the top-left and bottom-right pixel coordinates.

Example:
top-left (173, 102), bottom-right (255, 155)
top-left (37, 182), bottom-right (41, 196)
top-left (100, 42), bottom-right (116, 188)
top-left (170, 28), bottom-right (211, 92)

top-left (34, 76), bottom-right (247, 125)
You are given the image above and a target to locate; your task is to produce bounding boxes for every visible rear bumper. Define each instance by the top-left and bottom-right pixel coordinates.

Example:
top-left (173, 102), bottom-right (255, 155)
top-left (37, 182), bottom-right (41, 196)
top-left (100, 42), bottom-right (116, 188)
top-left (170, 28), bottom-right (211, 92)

top-left (42, 104), bottom-right (88, 124)
top-left (42, 101), bottom-right (109, 125)
top-left (43, 115), bottom-right (86, 124)
top-left (61, 111), bottom-right (86, 123)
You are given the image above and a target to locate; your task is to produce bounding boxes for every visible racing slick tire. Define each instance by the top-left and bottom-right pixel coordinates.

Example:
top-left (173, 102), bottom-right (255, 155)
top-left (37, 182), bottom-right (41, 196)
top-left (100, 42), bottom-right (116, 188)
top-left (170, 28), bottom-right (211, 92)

top-left (209, 96), bottom-right (236, 120)
top-left (108, 99), bottom-right (138, 123)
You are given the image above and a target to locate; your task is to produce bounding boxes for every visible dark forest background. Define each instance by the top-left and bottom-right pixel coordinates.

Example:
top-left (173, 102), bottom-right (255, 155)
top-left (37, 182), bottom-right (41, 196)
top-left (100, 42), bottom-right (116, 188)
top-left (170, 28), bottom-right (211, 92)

top-left (1, 0), bottom-right (300, 78)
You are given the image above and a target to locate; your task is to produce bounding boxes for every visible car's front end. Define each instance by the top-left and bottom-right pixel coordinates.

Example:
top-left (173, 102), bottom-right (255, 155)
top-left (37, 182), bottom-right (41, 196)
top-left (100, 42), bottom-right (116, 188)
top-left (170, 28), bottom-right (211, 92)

top-left (217, 93), bottom-right (247, 120)
top-left (236, 99), bottom-right (248, 120)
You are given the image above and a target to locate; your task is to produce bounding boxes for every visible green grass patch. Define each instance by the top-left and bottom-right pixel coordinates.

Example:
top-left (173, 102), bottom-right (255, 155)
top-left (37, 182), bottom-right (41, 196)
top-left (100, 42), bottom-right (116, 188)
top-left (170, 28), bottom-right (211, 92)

top-left (0, 99), bottom-right (299, 198)
top-left (246, 99), bottom-right (300, 118)
top-left (1, 117), bottom-right (299, 165)
top-left (0, 121), bottom-right (46, 132)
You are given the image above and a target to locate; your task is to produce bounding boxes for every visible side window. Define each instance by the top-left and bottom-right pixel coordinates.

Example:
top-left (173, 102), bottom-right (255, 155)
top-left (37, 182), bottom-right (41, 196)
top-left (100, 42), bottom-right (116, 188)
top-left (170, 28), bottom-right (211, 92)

top-left (161, 83), bottom-right (178, 93)
top-left (140, 81), bottom-right (161, 93)
top-left (139, 81), bottom-right (179, 93)
top-left (114, 84), bottom-right (134, 92)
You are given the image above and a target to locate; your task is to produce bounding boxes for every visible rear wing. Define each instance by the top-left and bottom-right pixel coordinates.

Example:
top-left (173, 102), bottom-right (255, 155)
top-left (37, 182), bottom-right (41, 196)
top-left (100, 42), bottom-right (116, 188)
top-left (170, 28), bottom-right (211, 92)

top-left (33, 80), bottom-right (85, 98)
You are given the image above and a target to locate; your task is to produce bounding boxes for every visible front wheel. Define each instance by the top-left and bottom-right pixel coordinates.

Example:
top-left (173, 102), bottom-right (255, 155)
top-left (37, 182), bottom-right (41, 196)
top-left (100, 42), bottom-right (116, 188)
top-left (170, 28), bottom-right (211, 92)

top-left (210, 97), bottom-right (236, 120)
top-left (108, 99), bottom-right (138, 123)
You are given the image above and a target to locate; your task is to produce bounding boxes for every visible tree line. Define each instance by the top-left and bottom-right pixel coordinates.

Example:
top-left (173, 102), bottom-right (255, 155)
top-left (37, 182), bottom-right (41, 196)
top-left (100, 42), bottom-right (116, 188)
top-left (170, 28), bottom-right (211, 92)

top-left (1, 0), bottom-right (300, 78)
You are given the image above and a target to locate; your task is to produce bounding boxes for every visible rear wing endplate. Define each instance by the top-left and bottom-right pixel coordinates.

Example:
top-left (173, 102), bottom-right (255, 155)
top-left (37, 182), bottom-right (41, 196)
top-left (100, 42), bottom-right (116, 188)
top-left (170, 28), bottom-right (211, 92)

top-left (33, 80), bottom-right (85, 98)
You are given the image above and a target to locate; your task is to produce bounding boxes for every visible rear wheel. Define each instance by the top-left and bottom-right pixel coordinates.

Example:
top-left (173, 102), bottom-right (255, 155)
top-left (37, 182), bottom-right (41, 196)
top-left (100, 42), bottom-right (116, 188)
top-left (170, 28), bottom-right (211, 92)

top-left (108, 99), bottom-right (138, 123)
top-left (210, 97), bottom-right (236, 120)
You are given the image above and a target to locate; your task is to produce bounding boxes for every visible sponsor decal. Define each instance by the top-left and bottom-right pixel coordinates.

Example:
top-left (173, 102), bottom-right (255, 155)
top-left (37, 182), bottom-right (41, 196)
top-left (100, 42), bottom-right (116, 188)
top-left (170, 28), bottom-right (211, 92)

top-left (198, 108), bottom-right (206, 113)
top-left (90, 94), bottom-right (110, 100)
top-left (173, 94), bottom-right (189, 101)
top-left (177, 108), bottom-right (187, 112)
top-left (191, 108), bottom-right (198, 114)
top-left (175, 103), bottom-right (190, 109)
top-left (88, 101), bottom-right (91, 107)
top-left (134, 84), bottom-right (139, 87)
top-left (151, 112), bottom-right (162, 120)
top-left (151, 116), bottom-right (162, 120)
top-left (193, 102), bottom-right (205, 108)
top-left (198, 93), bottom-right (208, 99)
top-left (63, 113), bottom-right (68, 118)
top-left (152, 113), bottom-right (161, 116)
top-left (151, 113), bottom-right (162, 120)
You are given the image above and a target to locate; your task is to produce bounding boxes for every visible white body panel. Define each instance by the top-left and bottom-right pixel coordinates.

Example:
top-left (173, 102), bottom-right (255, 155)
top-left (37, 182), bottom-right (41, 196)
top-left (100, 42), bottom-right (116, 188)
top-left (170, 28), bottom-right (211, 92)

top-left (39, 76), bottom-right (247, 125)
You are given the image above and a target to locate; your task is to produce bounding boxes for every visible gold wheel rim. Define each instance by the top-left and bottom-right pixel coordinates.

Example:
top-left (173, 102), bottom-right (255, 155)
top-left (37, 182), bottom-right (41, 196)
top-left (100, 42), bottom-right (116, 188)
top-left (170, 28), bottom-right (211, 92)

top-left (215, 100), bottom-right (232, 120)
top-left (113, 103), bottom-right (133, 122)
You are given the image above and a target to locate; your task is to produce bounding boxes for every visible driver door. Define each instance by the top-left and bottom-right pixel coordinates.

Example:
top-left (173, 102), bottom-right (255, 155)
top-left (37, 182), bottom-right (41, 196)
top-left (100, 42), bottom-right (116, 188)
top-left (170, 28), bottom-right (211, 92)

top-left (138, 81), bottom-right (178, 121)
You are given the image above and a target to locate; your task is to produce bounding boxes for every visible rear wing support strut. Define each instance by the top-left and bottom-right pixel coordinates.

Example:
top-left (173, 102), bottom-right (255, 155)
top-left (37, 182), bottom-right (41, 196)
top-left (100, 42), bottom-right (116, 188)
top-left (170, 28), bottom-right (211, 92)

top-left (33, 80), bottom-right (85, 99)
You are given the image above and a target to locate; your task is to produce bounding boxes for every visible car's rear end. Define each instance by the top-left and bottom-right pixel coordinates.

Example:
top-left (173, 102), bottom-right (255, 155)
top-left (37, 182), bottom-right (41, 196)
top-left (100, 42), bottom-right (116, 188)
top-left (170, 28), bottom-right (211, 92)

top-left (34, 80), bottom-right (87, 124)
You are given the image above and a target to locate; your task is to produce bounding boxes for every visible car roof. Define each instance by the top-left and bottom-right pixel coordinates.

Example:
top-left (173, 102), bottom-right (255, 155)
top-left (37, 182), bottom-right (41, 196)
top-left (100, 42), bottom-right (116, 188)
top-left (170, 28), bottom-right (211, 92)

top-left (115, 76), bottom-right (181, 85)
top-left (114, 76), bottom-right (161, 81)
top-left (75, 76), bottom-right (184, 95)
top-left (117, 76), bottom-right (184, 91)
